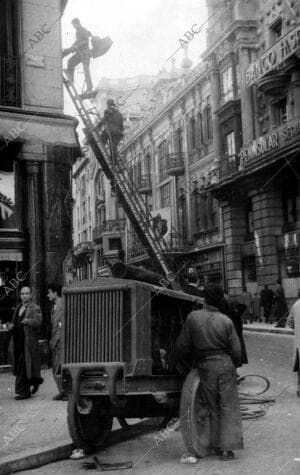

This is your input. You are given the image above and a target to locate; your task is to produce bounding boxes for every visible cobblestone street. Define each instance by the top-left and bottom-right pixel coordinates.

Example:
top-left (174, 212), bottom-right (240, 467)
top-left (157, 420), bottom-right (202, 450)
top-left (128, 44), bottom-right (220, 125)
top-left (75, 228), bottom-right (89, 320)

top-left (20, 331), bottom-right (300, 475)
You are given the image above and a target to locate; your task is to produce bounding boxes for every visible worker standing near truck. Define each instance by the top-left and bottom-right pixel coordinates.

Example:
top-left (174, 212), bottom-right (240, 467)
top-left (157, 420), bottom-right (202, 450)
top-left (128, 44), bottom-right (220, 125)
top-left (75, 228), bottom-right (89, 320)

top-left (175, 284), bottom-right (243, 461)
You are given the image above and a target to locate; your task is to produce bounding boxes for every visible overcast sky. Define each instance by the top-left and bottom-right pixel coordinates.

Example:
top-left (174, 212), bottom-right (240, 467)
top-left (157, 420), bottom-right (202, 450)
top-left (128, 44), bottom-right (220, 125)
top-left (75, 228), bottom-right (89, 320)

top-left (62, 0), bottom-right (208, 83)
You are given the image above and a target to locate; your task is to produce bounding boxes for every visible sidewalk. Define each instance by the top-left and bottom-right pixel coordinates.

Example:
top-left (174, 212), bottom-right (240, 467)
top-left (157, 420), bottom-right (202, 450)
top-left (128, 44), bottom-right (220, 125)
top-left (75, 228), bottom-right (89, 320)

top-left (0, 369), bottom-right (72, 473)
top-left (244, 321), bottom-right (293, 335)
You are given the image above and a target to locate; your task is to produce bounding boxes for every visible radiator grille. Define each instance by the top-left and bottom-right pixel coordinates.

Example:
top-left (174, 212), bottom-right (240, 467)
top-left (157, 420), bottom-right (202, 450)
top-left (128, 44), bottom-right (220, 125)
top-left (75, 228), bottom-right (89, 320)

top-left (63, 289), bottom-right (125, 363)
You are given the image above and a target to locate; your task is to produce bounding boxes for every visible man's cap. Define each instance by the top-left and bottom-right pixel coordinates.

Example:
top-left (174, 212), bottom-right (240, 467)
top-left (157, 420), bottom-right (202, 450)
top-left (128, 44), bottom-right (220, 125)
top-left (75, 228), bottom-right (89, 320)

top-left (71, 18), bottom-right (80, 24)
top-left (107, 98), bottom-right (116, 107)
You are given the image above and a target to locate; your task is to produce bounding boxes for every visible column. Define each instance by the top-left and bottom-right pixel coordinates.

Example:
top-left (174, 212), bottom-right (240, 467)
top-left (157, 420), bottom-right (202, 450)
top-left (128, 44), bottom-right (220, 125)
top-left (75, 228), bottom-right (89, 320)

top-left (252, 189), bottom-right (283, 286)
top-left (223, 201), bottom-right (246, 296)
top-left (239, 47), bottom-right (255, 144)
top-left (26, 160), bottom-right (43, 304)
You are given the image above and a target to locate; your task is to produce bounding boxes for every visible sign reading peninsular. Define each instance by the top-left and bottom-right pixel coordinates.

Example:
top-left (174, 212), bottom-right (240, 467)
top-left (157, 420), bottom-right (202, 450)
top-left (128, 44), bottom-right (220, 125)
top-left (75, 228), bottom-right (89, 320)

top-left (246, 24), bottom-right (300, 86)
top-left (240, 119), bottom-right (300, 167)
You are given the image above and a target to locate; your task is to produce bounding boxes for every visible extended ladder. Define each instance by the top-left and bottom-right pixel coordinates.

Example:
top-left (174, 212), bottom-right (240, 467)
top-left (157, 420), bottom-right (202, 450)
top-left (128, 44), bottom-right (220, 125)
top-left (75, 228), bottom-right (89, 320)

top-left (63, 72), bottom-right (177, 288)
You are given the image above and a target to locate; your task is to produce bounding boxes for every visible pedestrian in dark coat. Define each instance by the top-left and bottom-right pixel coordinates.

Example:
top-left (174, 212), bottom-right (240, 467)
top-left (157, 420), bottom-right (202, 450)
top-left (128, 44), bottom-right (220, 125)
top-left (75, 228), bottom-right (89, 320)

top-left (286, 290), bottom-right (300, 397)
top-left (260, 284), bottom-right (273, 323)
top-left (8, 287), bottom-right (43, 400)
top-left (48, 283), bottom-right (64, 400)
top-left (273, 280), bottom-right (288, 328)
top-left (218, 296), bottom-right (248, 365)
top-left (175, 284), bottom-right (243, 461)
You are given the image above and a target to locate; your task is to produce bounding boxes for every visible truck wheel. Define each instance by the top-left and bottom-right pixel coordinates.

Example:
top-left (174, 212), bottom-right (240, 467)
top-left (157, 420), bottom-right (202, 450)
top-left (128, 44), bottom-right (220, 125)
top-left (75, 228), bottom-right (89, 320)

top-left (179, 369), bottom-right (210, 457)
top-left (67, 395), bottom-right (113, 453)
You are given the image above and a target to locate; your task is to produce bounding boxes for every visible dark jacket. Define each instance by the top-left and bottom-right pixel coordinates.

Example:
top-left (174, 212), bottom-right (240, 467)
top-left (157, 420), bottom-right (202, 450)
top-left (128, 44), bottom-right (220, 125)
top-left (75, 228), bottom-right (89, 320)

top-left (9, 302), bottom-right (42, 379)
top-left (99, 107), bottom-right (124, 136)
top-left (174, 305), bottom-right (242, 369)
top-left (50, 298), bottom-right (64, 350)
top-left (218, 298), bottom-right (248, 365)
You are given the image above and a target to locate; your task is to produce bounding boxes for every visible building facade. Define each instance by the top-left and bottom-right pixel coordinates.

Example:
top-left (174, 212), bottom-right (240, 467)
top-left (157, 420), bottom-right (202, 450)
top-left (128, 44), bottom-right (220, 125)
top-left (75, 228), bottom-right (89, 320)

top-left (119, 56), bottom-right (225, 287)
top-left (0, 0), bottom-right (78, 331)
top-left (207, 0), bottom-right (300, 302)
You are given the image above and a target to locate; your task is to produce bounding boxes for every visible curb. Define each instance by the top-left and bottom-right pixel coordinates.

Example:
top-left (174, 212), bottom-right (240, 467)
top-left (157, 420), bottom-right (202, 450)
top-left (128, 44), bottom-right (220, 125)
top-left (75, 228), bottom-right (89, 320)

top-left (244, 326), bottom-right (293, 336)
top-left (0, 420), bottom-right (158, 474)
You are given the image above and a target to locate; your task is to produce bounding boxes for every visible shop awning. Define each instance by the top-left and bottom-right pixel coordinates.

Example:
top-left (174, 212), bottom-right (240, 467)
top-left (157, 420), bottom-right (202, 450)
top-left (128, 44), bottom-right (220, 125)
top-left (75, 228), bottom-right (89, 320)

top-left (0, 249), bottom-right (23, 261)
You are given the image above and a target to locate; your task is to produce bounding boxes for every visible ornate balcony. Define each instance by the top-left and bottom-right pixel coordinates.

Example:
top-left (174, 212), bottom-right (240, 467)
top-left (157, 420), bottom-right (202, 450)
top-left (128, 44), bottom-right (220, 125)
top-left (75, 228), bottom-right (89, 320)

top-left (136, 173), bottom-right (152, 194)
top-left (166, 153), bottom-right (185, 176)
top-left (257, 72), bottom-right (290, 97)
top-left (169, 233), bottom-right (195, 252)
top-left (220, 154), bottom-right (240, 178)
top-left (0, 56), bottom-right (20, 107)
top-left (93, 219), bottom-right (126, 241)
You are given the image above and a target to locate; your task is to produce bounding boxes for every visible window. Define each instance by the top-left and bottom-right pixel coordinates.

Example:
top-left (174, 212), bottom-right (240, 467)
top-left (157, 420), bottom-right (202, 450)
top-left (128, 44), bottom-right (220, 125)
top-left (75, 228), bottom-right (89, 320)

top-left (245, 198), bottom-right (254, 238)
top-left (178, 194), bottom-right (187, 236)
top-left (224, 131), bottom-right (236, 156)
top-left (0, 0), bottom-right (20, 106)
top-left (282, 183), bottom-right (298, 230)
top-left (0, 157), bottom-right (17, 229)
top-left (272, 97), bottom-right (287, 126)
top-left (203, 104), bottom-right (213, 142)
top-left (158, 140), bottom-right (168, 182)
top-left (194, 191), bottom-right (218, 233)
top-left (270, 18), bottom-right (282, 44)
top-left (197, 112), bottom-right (203, 146)
top-left (221, 66), bottom-right (234, 102)
top-left (109, 238), bottom-right (122, 250)
top-left (144, 152), bottom-right (151, 176)
top-left (175, 128), bottom-right (184, 154)
top-left (188, 117), bottom-right (197, 151)
top-left (160, 182), bottom-right (171, 208)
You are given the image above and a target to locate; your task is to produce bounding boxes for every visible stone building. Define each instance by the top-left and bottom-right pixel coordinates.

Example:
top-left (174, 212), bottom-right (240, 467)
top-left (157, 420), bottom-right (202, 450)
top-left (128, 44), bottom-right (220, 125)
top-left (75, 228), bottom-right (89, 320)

top-left (0, 0), bottom-right (78, 328)
top-left (207, 0), bottom-right (300, 302)
top-left (120, 55), bottom-right (225, 287)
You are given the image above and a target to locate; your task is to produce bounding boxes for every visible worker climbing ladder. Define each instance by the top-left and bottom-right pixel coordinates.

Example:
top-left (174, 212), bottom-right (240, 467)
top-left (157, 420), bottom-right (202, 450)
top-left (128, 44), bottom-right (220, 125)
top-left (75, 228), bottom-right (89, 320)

top-left (63, 71), bottom-right (177, 288)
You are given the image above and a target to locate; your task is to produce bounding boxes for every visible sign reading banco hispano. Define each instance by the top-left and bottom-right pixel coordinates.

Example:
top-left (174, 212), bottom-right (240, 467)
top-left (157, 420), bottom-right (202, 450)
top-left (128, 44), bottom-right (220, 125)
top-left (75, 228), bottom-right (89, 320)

top-left (246, 24), bottom-right (300, 87)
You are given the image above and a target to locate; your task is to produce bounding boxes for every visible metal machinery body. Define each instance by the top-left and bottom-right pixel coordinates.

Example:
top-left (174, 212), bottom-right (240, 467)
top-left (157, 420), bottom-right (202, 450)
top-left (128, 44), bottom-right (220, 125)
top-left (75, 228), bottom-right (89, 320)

top-left (61, 276), bottom-right (202, 451)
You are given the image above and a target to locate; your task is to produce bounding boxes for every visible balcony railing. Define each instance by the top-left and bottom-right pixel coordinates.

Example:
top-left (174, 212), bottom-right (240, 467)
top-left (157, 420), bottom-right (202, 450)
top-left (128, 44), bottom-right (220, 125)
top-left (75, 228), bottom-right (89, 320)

top-left (93, 219), bottom-right (126, 241)
top-left (166, 153), bottom-right (185, 176)
top-left (220, 154), bottom-right (240, 178)
top-left (136, 174), bottom-right (152, 194)
top-left (127, 244), bottom-right (148, 259)
top-left (169, 232), bottom-right (195, 252)
top-left (0, 56), bottom-right (20, 107)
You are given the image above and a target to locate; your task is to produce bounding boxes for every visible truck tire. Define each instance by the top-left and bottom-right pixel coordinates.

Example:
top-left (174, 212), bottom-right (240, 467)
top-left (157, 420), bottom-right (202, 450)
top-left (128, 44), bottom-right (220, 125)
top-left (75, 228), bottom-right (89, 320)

top-left (67, 395), bottom-right (113, 453)
top-left (179, 368), bottom-right (210, 457)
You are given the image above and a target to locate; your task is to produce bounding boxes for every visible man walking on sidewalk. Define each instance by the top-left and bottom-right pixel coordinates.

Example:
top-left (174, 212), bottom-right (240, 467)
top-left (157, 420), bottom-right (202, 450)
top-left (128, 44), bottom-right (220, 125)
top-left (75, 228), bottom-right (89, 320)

top-left (260, 284), bottom-right (273, 324)
top-left (48, 283), bottom-right (64, 400)
top-left (8, 287), bottom-right (43, 400)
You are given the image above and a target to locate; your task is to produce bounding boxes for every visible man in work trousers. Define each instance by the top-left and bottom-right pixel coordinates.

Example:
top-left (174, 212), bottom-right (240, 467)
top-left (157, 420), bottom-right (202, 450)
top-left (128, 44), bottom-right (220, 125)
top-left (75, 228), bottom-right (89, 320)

top-left (64, 18), bottom-right (93, 92)
top-left (175, 284), bottom-right (243, 460)
top-left (48, 283), bottom-right (64, 400)
top-left (8, 287), bottom-right (44, 400)
top-left (286, 289), bottom-right (300, 397)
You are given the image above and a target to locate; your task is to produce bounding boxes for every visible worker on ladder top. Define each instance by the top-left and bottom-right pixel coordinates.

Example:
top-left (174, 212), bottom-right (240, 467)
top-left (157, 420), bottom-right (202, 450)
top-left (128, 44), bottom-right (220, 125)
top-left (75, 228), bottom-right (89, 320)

top-left (63, 18), bottom-right (93, 93)
top-left (96, 99), bottom-right (124, 165)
